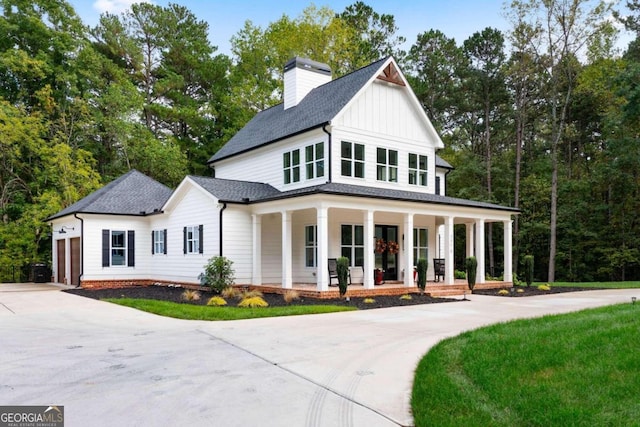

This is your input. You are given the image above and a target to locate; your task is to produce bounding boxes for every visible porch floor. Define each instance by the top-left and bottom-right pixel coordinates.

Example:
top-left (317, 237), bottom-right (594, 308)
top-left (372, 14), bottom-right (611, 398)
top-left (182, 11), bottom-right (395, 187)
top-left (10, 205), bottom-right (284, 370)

top-left (245, 280), bottom-right (511, 299)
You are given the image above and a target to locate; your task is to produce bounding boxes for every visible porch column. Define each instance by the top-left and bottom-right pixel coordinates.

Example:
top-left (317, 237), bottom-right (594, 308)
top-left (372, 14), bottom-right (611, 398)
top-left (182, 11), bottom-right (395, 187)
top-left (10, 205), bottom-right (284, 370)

top-left (444, 216), bottom-right (455, 285)
top-left (281, 210), bottom-right (292, 289)
top-left (404, 213), bottom-right (414, 287)
top-left (475, 219), bottom-right (486, 284)
top-left (252, 214), bottom-right (262, 285)
top-left (316, 206), bottom-right (329, 291)
top-left (503, 219), bottom-right (513, 283)
top-left (363, 210), bottom-right (374, 289)
top-left (466, 222), bottom-right (475, 258)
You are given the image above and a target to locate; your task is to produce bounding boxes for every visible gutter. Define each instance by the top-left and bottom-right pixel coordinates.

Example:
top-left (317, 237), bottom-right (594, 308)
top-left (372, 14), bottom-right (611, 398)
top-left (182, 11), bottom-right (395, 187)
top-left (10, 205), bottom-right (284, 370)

top-left (322, 123), bottom-right (332, 183)
top-left (73, 213), bottom-right (84, 288)
top-left (219, 202), bottom-right (227, 256)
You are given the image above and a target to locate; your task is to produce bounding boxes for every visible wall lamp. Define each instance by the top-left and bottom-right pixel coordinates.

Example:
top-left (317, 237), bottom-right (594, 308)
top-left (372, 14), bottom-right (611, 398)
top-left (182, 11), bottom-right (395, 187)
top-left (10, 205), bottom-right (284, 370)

top-left (55, 226), bottom-right (75, 234)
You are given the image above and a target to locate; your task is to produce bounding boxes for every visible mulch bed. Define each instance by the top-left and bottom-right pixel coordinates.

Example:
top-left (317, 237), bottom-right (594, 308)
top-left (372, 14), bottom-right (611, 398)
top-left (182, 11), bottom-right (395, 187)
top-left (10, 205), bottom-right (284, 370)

top-left (472, 286), bottom-right (604, 297)
top-left (64, 285), bottom-right (459, 310)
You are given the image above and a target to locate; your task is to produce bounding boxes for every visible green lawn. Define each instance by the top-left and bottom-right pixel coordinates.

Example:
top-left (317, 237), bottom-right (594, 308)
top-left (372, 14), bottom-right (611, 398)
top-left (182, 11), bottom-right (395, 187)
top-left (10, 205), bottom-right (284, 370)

top-left (412, 303), bottom-right (640, 426)
top-left (104, 298), bottom-right (356, 320)
top-left (550, 281), bottom-right (640, 289)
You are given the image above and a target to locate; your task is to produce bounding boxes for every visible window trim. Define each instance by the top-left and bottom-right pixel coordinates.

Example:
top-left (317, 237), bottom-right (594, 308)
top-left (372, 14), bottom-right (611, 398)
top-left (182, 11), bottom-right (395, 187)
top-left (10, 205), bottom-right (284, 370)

top-left (413, 228), bottom-right (429, 267)
top-left (183, 225), bottom-right (203, 255)
top-left (340, 141), bottom-right (365, 178)
top-left (409, 153), bottom-right (428, 186)
top-left (377, 147), bottom-right (398, 182)
top-left (152, 229), bottom-right (167, 255)
top-left (283, 149), bottom-right (301, 184)
top-left (340, 224), bottom-right (364, 267)
top-left (304, 225), bottom-right (317, 268)
top-left (305, 142), bottom-right (325, 180)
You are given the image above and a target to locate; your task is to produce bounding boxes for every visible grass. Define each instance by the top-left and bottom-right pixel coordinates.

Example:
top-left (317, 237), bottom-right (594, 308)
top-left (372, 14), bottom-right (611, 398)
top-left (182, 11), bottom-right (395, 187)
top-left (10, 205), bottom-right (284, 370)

top-left (550, 281), bottom-right (640, 289)
top-left (411, 303), bottom-right (640, 426)
top-left (104, 298), bottom-right (356, 320)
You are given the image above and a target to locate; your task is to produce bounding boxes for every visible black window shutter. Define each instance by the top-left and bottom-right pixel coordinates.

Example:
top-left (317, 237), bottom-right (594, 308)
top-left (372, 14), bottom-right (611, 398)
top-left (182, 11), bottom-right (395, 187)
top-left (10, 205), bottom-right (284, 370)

top-left (163, 229), bottom-right (167, 254)
top-left (183, 227), bottom-right (187, 254)
top-left (128, 230), bottom-right (135, 267)
top-left (198, 224), bottom-right (204, 254)
top-left (435, 176), bottom-right (441, 195)
top-left (151, 231), bottom-right (155, 255)
top-left (102, 230), bottom-right (109, 267)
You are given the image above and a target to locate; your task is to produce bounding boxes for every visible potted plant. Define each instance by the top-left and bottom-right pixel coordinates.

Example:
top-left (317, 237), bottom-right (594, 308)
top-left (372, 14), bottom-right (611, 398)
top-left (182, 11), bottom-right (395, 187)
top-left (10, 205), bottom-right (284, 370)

top-left (336, 257), bottom-right (350, 297)
top-left (465, 256), bottom-right (477, 292)
top-left (416, 258), bottom-right (428, 294)
top-left (374, 268), bottom-right (384, 285)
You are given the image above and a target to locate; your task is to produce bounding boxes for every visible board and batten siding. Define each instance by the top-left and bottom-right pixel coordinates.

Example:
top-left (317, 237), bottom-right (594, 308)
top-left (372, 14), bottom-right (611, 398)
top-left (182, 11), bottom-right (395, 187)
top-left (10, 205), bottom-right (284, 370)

top-left (213, 128), bottom-right (328, 191)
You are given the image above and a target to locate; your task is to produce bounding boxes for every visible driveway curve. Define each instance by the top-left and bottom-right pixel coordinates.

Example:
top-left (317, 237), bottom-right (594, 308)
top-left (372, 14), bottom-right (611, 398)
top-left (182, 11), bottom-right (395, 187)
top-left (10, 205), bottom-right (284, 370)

top-left (1, 283), bottom-right (637, 426)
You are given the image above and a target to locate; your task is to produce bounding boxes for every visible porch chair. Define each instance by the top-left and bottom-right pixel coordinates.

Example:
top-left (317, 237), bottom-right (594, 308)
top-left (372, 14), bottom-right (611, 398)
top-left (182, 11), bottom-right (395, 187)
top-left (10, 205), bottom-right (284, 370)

top-left (433, 258), bottom-right (445, 282)
top-left (328, 258), bottom-right (351, 286)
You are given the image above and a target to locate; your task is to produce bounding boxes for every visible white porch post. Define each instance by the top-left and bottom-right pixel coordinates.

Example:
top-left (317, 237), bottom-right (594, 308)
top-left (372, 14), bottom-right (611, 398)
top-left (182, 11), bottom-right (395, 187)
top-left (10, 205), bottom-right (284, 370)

top-left (404, 213), bottom-right (414, 287)
top-left (316, 206), bottom-right (329, 291)
top-left (444, 216), bottom-right (455, 285)
top-left (475, 219), bottom-right (486, 284)
top-left (466, 223), bottom-right (475, 258)
top-left (363, 210), bottom-right (374, 289)
top-left (252, 214), bottom-right (262, 285)
top-left (281, 210), bottom-right (292, 289)
top-left (503, 219), bottom-right (513, 283)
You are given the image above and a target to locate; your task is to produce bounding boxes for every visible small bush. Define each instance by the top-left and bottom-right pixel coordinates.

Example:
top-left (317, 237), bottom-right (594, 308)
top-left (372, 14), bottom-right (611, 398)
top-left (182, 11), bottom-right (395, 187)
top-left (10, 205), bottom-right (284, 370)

top-left (240, 289), bottom-right (263, 300)
top-left (221, 287), bottom-right (239, 299)
top-left (283, 290), bottom-right (300, 303)
top-left (198, 256), bottom-right (235, 293)
top-left (498, 289), bottom-right (509, 296)
top-left (538, 284), bottom-right (551, 291)
top-left (400, 294), bottom-right (412, 300)
top-left (465, 257), bottom-right (478, 291)
top-left (207, 296), bottom-right (227, 306)
top-left (336, 257), bottom-right (350, 297)
top-left (238, 296), bottom-right (269, 308)
top-left (517, 288), bottom-right (524, 293)
top-left (524, 255), bottom-right (534, 287)
top-left (363, 298), bottom-right (375, 304)
top-left (455, 270), bottom-right (466, 280)
top-left (182, 289), bottom-right (201, 301)
top-left (417, 258), bottom-right (428, 292)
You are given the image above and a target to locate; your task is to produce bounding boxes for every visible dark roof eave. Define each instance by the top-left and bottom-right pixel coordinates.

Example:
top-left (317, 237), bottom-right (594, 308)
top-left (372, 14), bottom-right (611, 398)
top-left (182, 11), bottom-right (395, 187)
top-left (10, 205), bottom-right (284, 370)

top-left (47, 210), bottom-right (164, 221)
top-left (208, 122), bottom-right (329, 165)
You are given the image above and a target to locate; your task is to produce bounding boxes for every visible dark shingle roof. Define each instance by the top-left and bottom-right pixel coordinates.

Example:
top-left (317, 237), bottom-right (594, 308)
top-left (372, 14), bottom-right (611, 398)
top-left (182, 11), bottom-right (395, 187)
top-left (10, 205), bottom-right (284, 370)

top-left (48, 170), bottom-right (172, 220)
top-left (188, 176), bottom-right (280, 202)
top-left (436, 156), bottom-right (453, 169)
top-left (208, 57), bottom-right (390, 164)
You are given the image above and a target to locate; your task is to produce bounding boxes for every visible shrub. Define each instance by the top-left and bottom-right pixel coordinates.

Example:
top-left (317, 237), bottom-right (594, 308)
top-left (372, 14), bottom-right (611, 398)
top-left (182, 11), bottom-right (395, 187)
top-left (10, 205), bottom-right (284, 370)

top-left (336, 257), bottom-right (350, 297)
top-left (198, 256), bottom-right (235, 293)
top-left (221, 287), bottom-right (239, 299)
top-left (524, 255), bottom-right (534, 287)
top-left (207, 296), bottom-right (227, 306)
top-left (182, 289), bottom-right (201, 301)
top-left (400, 294), bottom-right (412, 300)
top-left (417, 258), bottom-right (428, 293)
top-left (283, 290), bottom-right (300, 303)
top-left (240, 289), bottom-right (263, 300)
top-left (498, 289), bottom-right (509, 296)
top-left (363, 298), bottom-right (375, 304)
top-left (538, 284), bottom-right (551, 291)
top-left (513, 272), bottom-right (524, 287)
top-left (465, 257), bottom-right (478, 291)
top-left (455, 270), bottom-right (466, 280)
top-left (238, 296), bottom-right (269, 308)
top-left (517, 288), bottom-right (524, 293)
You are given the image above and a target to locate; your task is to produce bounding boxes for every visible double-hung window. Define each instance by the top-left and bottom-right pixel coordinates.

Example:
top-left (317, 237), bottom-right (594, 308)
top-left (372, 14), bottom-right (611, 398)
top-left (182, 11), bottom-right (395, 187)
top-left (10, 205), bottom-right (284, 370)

top-left (377, 148), bottom-right (398, 182)
top-left (283, 149), bottom-right (300, 184)
top-left (409, 153), bottom-right (428, 186)
top-left (413, 228), bottom-right (428, 266)
top-left (305, 142), bottom-right (324, 179)
top-left (341, 224), bottom-right (364, 266)
top-left (341, 141), bottom-right (365, 178)
top-left (152, 229), bottom-right (167, 255)
top-left (184, 225), bottom-right (203, 254)
top-left (102, 229), bottom-right (135, 267)
top-left (305, 225), bottom-right (317, 267)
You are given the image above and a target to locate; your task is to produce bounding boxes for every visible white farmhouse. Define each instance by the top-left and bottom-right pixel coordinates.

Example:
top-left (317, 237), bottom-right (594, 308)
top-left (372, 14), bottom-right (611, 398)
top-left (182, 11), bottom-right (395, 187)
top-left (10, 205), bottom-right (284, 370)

top-left (49, 56), bottom-right (518, 293)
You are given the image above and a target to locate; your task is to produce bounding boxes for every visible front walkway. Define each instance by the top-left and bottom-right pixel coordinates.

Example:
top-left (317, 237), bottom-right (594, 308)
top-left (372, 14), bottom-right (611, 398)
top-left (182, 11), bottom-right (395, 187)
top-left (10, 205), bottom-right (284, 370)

top-left (1, 283), bottom-right (637, 426)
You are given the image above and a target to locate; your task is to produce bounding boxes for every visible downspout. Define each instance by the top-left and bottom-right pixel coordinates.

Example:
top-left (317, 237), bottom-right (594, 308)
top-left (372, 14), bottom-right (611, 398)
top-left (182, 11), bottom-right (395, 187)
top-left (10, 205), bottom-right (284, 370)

top-left (322, 123), bottom-right (332, 183)
top-left (219, 202), bottom-right (227, 256)
top-left (74, 213), bottom-right (84, 288)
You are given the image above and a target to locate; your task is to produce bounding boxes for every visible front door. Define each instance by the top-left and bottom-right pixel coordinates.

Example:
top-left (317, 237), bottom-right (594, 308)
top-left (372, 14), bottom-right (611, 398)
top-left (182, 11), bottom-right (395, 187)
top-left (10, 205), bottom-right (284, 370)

top-left (375, 225), bottom-right (398, 281)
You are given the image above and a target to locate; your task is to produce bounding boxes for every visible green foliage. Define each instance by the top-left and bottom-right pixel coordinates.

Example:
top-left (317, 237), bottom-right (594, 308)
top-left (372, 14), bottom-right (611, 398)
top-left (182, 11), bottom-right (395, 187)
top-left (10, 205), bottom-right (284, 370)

top-left (336, 256), bottom-right (350, 297)
top-left (537, 284), bottom-right (551, 291)
top-left (498, 289), bottom-right (509, 295)
top-left (206, 296), bottom-right (227, 306)
top-left (523, 255), bottom-right (534, 287)
top-left (465, 257), bottom-right (477, 291)
top-left (455, 269), bottom-right (467, 280)
top-left (416, 258), bottom-right (428, 292)
top-left (400, 294), bottom-right (412, 300)
top-left (363, 298), bottom-right (375, 304)
top-left (199, 256), bottom-right (235, 293)
top-left (238, 296), bottom-right (269, 308)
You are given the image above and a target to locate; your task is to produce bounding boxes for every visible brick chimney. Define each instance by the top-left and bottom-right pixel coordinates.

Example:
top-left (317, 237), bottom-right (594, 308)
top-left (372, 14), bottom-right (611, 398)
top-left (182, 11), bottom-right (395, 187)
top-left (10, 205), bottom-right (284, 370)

top-left (283, 57), bottom-right (332, 110)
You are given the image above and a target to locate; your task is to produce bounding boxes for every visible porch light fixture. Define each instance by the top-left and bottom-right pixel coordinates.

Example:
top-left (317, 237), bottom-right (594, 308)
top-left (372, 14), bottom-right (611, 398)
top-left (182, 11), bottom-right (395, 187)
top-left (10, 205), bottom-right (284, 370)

top-left (55, 226), bottom-right (75, 234)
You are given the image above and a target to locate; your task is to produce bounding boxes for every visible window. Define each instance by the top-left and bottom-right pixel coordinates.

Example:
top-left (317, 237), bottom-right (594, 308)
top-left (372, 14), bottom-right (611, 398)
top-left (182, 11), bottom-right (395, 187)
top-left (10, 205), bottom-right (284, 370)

top-left (305, 225), bottom-right (317, 267)
top-left (152, 229), bottom-right (167, 255)
top-left (409, 154), bottom-right (428, 186)
top-left (341, 224), bottom-right (364, 266)
top-left (435, 176), bottom-right (441, 195)
top-left (305, 142), bottom-right (324, 179)
top-left (413, 228), bottom-right (428, 266)
top-left (377, 148), bottom-right (398, 182)
top-left (183, 225), bottom-right (203, 254)
top-left (341, 141), bottom-right (365, 178)
top-left (283, 149), bottom-right (300, 184)
top-left (102, 229), bottom-right (135, 267)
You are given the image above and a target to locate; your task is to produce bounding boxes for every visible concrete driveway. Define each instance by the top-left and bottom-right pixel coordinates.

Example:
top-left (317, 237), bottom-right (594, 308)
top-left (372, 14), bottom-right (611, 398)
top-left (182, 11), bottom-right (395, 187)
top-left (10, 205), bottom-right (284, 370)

top-left (1, 283), bottom-right (638, 426)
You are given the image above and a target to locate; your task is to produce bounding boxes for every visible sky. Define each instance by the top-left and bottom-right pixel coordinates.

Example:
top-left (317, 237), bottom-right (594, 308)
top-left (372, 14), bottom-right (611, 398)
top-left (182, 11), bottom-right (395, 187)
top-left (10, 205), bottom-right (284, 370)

top-left (67, 0), bottom-right (517, 55)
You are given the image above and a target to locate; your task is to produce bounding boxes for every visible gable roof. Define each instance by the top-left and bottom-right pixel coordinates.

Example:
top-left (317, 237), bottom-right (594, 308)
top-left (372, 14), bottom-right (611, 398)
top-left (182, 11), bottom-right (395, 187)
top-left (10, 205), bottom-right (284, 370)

top-left (48, 170), bottom-right (172, 221)
top-left (208, 57), bottom-right (390, 164)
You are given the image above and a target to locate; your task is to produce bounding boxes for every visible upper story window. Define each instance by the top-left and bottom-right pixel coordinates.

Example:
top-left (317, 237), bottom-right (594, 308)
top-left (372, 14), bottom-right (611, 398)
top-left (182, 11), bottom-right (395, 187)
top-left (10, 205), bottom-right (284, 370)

top-left (436, 176), bottom-right (441, 195)
top-left (409, 154), bottom-right (428, 186)
top-left (341, 141), bottom-right (365, 178)
top-left (377, 148), bottom-right (398, 182)
top-left (305, 142), bottom-right (324, 179)
top-left (283, 149), bottom-right (300, 184)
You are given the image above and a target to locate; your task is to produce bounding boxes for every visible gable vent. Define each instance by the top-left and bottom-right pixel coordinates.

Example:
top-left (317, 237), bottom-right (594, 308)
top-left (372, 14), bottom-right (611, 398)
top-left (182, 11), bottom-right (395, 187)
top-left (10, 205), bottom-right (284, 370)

top-left (283, 57), bottom-right (332, 110)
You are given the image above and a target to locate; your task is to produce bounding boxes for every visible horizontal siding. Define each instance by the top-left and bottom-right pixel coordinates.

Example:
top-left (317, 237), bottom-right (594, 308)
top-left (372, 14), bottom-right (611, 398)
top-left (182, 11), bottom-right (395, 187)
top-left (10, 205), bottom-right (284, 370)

top-left (222, 206), bottom-right (253, 284)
